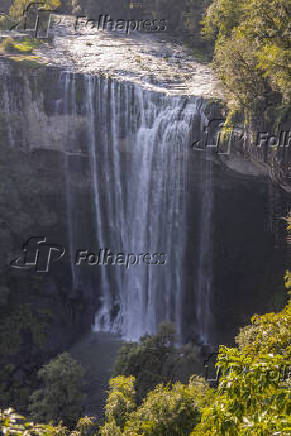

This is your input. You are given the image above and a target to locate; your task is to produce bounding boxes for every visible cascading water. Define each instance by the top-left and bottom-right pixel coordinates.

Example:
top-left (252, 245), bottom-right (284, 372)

top-left (58, 72), bottom-right (213, 342)
top-left (64, 72), bottom-right (78, 289)
top-left (86, 75), bottom-right (113, 330)
top-left (81, 76), bottom-right (212, 341)
top-left (196, 149), bottom-right (214, 344)
top-left (0, 57), bottom-right (287, 352)
top-left (57, 71), bottom-right (80, 290)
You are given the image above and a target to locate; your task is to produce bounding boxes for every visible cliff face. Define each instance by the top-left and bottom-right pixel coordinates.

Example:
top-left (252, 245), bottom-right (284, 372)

top-left (0, 60), bottom-right (97, 410)
top-left (0, 58), bottom-right (288, 410)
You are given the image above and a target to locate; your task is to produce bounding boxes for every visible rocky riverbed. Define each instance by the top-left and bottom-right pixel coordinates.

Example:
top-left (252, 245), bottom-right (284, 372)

top-left (35, 14), bottom-right (221, 97)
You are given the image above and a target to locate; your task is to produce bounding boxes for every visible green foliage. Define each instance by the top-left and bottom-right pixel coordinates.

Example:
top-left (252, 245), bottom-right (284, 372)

top-left (2, 37), bottom-right (21, 54)
top-left (124, 382), bottom-right (201, 436)
top-left (9, 0), bottom-right (61, 21)
top-left (113, 322), bottom-right (201, 403)
top-left (0, 283), bottom-right (52, 409)
top-left (194, 301), bottom-right (291, 435)
top-left (213, 35), bottom-right (268, 114)
top-left (103, 302), bottom-right (291, 435)
top-left (201, 0), bottom-right (244, 39)
top-left (285, 271), bottom-right (291, 294)
top-left (74, 416), bottom-right (97, 436)
top-left (201, 0), bottom-right (291, 114)
top-left (28, 353), bottom-right (86, 427)
top-left (0, 408), bottom-right (68, 436)
top-left (235, 300), bottom-right (291, 355)
top-left (0, 408), bottom-right (96, 436)
top-left (99, 375), bottom-right (212, 436)
top-left (1, 301), bottom-right (290, 435)
top-left (0, 14), bottom-right (14, 31)
top-left (9, 56), bottom-right (43, 68)
top-left (1, 37), bottom-right (39, 54)
top-left (100, 375), bottom-right (136, 433)
top-left (0, 305), bottom-right (51, 356)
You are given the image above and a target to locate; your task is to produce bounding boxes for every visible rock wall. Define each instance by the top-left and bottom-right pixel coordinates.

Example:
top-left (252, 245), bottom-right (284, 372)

top-left (0, 58), bottom-right (289, 410)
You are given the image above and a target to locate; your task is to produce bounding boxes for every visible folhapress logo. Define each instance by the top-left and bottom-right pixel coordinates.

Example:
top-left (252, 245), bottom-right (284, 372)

top-left (10, 236), bottom-right (65, 273)
top-left (10, 238), bottom-right (167, 272)
top-left (8, 2), bottom-right (60, 38)
top-left (75, 15), bottom-right (167, 34)
top-left (191, 119), bottom-right (290, 155)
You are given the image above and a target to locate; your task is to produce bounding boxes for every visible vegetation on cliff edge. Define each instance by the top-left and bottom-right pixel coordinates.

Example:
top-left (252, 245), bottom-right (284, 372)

top-left (201, 0), bottom-right (290, 119)
top-left (1, 296), bottom-right (290, 435)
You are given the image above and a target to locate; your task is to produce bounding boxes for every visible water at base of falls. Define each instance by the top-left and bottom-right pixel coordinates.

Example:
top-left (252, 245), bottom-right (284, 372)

top-left (62, 72), bottom-right (213, 344)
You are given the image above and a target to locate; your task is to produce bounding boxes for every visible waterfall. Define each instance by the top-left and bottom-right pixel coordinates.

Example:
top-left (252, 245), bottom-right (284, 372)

top-left (86, 75), bottom-right (113, 330)
top-left (82, 75), bottom-right (211, 341)
top-left (52, 72), bottom-right (214, 342)
top-left (63, 71), bottom-right (79, 289)
top-left (196, 149), bottom-right (214, 344)
top-left (0, 58), bottom-right (288, 350)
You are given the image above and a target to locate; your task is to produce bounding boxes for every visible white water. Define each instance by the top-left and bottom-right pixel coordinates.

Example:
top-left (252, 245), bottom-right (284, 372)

top-left (196, 149), bottom-right (214, 344)
top-left (63, 72), bottom-right (78, 289)
top-left (82, 76), bottom-right (210, 341)
top-left (60, 73), bottom-right (213, 343)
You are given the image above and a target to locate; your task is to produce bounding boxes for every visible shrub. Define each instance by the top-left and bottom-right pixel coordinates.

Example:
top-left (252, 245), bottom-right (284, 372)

top-left (194, 301), bottom-right (291, 435)
top-left (100, 375), bottom-right (212, 436)
top-left (28, 352), bottom-right (86, 427)
top-left (1, 37), bottom-right (39, 54)
top-left (113, 322), bottom-right (201, 403)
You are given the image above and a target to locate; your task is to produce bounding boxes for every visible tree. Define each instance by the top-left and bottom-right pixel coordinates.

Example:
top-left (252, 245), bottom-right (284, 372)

top-left (100, 375), bottom-right (136, 435)
top-left (2, 301), bottom-right (290, 435)
top-left (1, 408), bottom-right (96, 436)
top-left (193, 301), bottom-right (291, 435)
top-left (99, 375), bottom-right (212, 436)
top-left (113, 322), bottom-right (201, 403)
top-left (29, 352), bottom-right (86, 427)
top-left (124, 380), bottom-right (202, 436)
top-left (201, 0), bottom-right (290, 117)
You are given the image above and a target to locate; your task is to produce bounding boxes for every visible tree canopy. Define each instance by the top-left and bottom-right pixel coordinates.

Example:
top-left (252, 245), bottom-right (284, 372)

top-left (1, 299), bottom-right (290, 435)
top-left (28, 352), bottom-right (86, 427)
top-left (201, 0), bottom-right (291, 116)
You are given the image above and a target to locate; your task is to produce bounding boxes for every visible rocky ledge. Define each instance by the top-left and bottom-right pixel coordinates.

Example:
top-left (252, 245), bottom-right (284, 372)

top-left (34, 14), bottom-right (221, 97)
